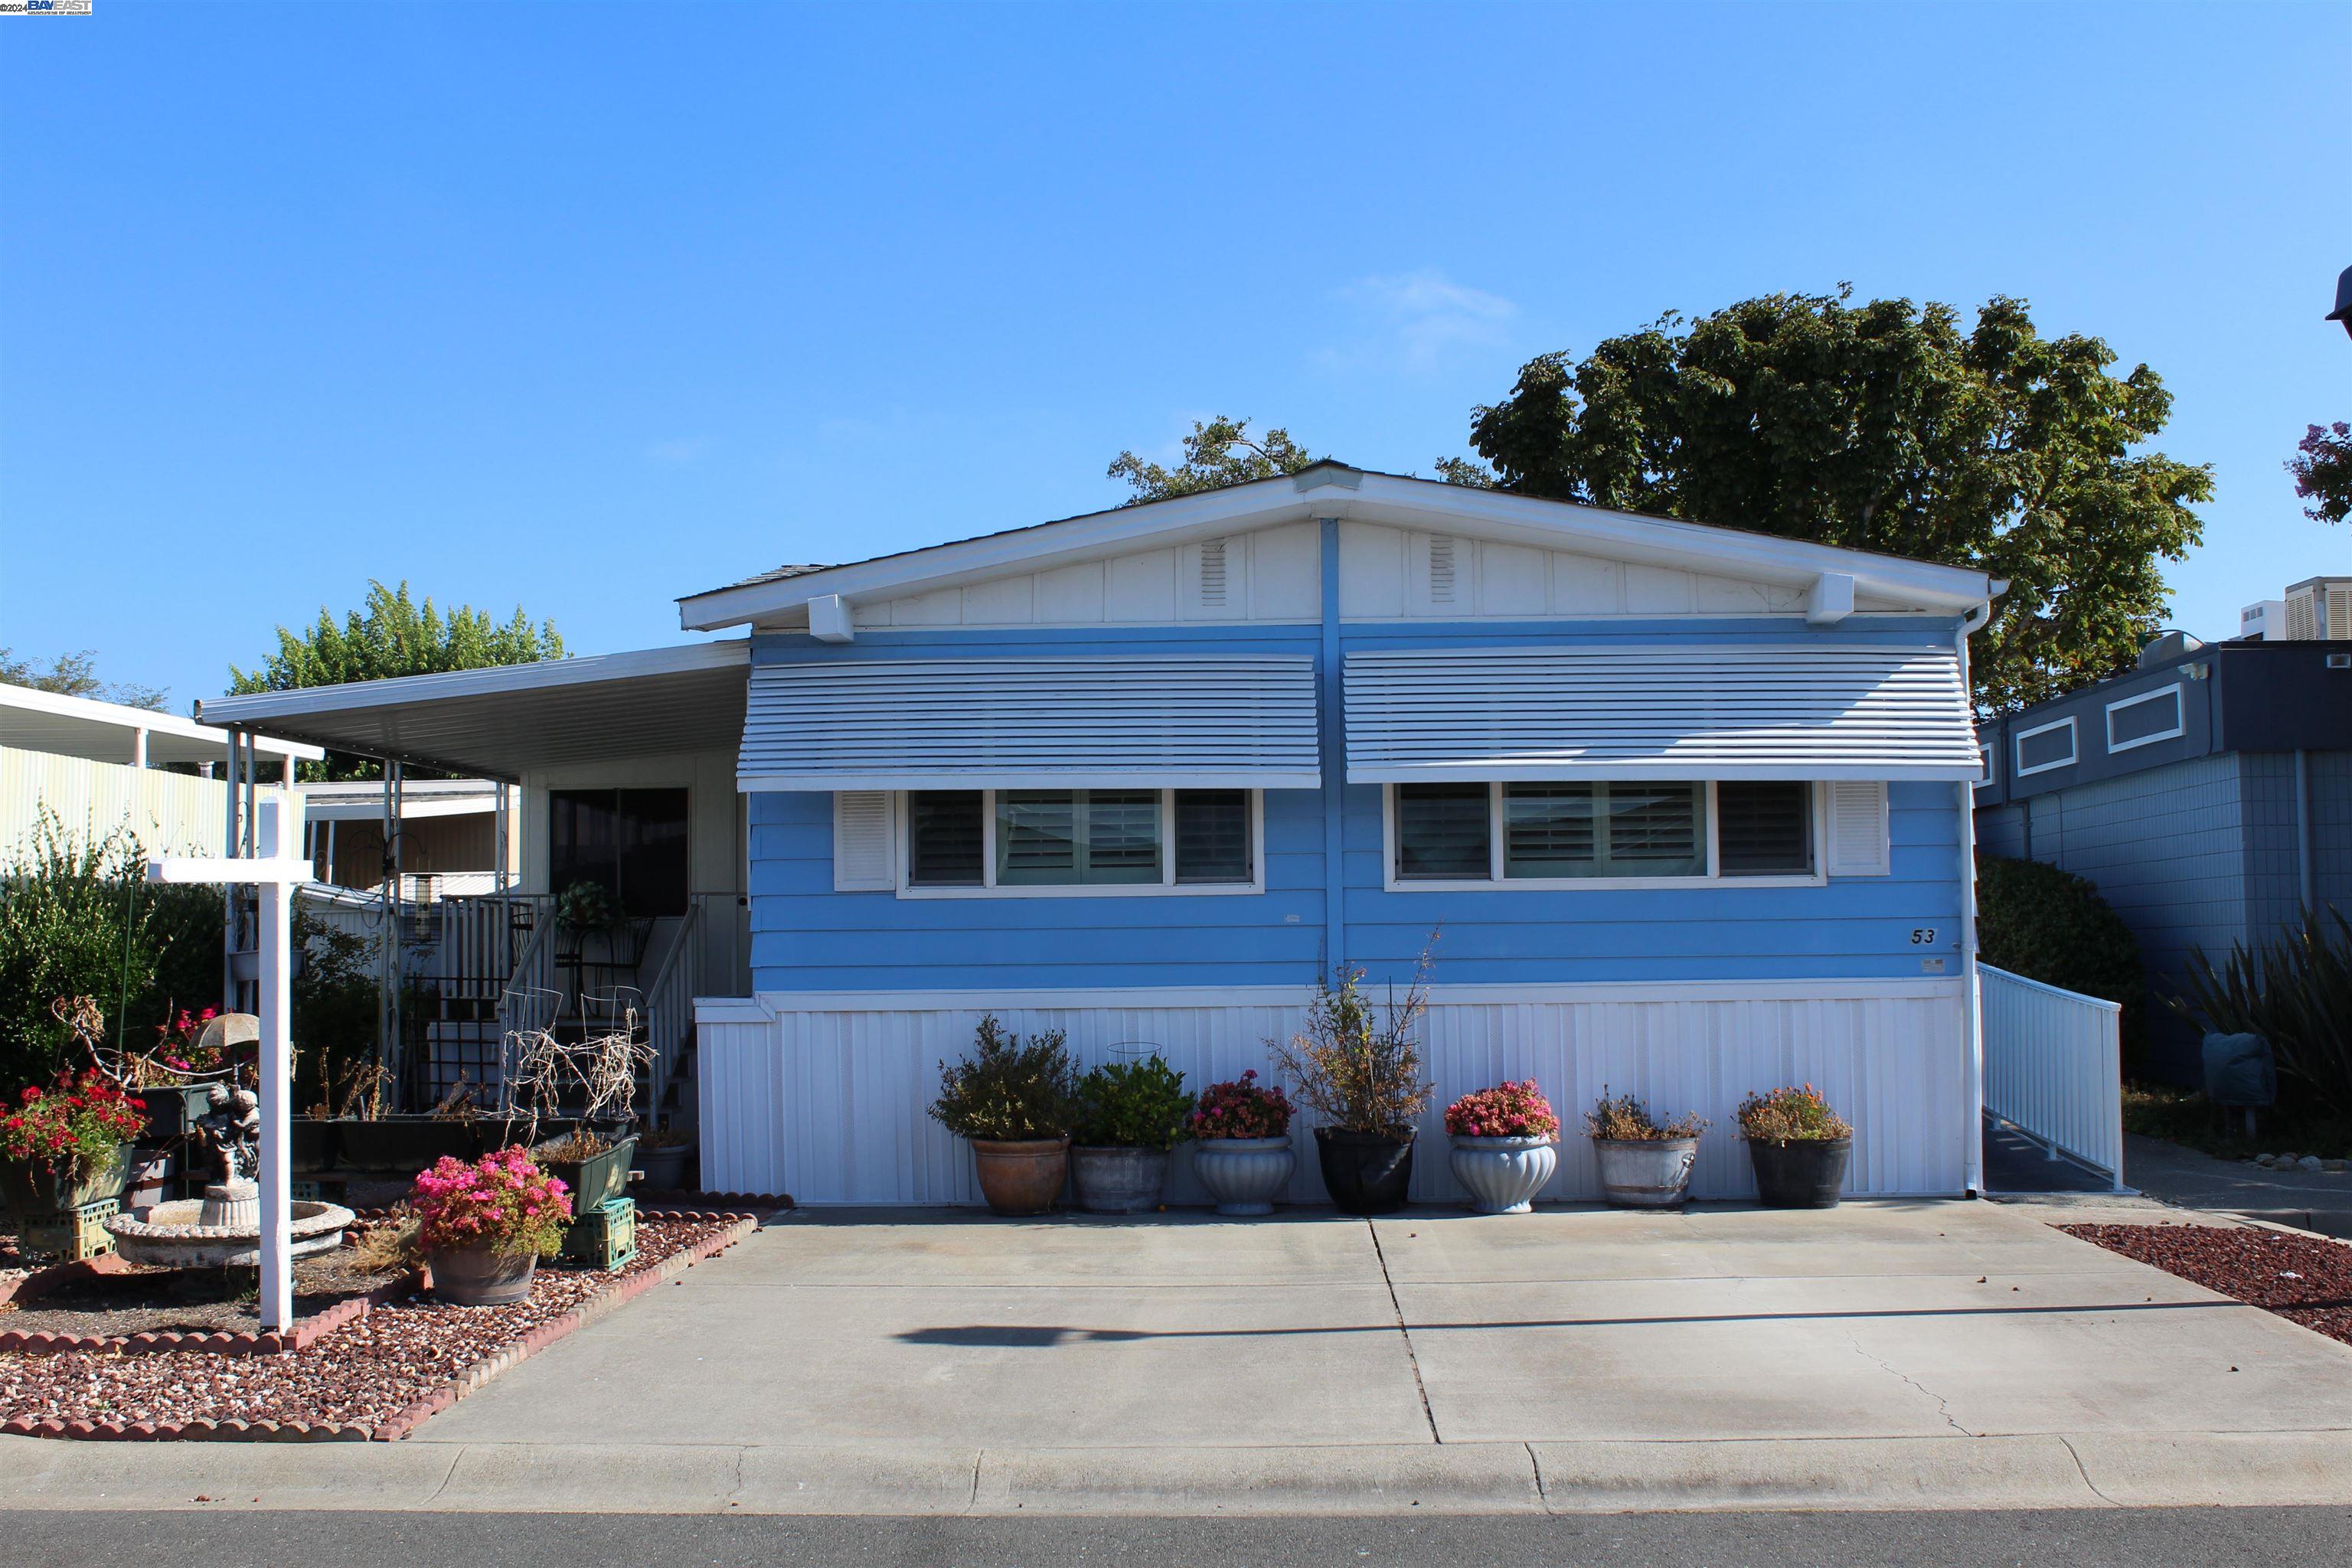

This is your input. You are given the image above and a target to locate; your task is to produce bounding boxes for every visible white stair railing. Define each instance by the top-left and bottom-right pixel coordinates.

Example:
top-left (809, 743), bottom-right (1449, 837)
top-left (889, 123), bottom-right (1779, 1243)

top-left (641, 897), bottom-right (705, 1121)
top-left (1980, 963), bottom-right (2126, 1189)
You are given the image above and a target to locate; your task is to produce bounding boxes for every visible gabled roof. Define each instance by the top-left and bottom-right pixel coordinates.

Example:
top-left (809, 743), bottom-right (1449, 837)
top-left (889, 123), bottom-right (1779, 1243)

top-left (678, 462), bottom-right (1998, 632)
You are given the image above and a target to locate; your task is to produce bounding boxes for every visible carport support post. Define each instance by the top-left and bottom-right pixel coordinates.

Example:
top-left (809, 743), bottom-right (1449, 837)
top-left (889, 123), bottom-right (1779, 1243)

top-left (146, 799), bottom-right (310, 1331)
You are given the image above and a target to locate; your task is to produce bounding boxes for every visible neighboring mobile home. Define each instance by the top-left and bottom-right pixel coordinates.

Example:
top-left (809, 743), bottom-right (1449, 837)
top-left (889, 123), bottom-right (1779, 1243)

top-left (202, 465), bottom-right (1998, 1204)
top-left (1975, 633), bottom-right (2352, 1083)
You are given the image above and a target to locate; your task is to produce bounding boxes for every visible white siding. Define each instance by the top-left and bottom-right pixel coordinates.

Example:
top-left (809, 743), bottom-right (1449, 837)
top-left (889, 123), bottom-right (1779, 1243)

top-left (697, 980), bottom-right (1967, 1204)
top-left (1, 748), bottom-right (230, 861)
top-left (1339, 522), bottom-right (1811, 620)
top-left (848, 522), bottom-right (1323, 629)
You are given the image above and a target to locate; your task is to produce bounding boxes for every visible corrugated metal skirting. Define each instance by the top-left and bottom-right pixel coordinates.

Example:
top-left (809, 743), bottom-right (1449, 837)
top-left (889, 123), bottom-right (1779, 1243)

top-left (697, 984), bottom-right (1967, 1204)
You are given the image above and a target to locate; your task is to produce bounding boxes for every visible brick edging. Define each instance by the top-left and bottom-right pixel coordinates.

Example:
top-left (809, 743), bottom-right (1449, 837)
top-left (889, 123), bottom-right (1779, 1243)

top-left (0, 1211), bottom-right (768, 1443)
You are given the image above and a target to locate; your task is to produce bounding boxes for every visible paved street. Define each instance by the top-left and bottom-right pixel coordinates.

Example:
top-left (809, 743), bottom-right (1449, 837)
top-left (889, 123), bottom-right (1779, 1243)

top-left (4, 1505), bottom-right (2349, 1567)
top-left (7, 1197), bottom-right (2352, 1516)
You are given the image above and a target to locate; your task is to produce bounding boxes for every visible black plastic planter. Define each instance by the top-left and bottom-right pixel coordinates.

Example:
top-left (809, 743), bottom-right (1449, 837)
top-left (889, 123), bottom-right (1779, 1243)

top-left (1746, 1136), bottom-right (1851, 1209)
top-left (1314, 1127), bottom-right (1416, 1215)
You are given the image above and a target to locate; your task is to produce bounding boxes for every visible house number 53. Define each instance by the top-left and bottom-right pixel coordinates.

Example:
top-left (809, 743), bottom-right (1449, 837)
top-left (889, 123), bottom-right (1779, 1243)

top-left (1909, 928), bottom-right (1939, 945)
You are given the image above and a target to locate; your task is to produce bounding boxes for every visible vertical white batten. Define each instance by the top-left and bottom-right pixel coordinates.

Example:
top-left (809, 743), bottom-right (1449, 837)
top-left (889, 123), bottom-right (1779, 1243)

top-left (1955, 598), bottom-right (1993, 1196)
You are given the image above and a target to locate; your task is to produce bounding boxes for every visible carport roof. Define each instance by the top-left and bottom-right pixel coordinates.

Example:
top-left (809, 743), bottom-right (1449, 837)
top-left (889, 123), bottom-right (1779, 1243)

top-left (2, 684), bottom-right (322, 767)
top-left (194, 642), bottom-right (750, 782)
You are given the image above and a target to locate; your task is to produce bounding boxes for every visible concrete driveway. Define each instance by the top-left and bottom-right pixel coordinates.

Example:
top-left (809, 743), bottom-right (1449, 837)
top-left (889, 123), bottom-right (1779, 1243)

top-left (9, 1198), bottom-right (2352, 1514)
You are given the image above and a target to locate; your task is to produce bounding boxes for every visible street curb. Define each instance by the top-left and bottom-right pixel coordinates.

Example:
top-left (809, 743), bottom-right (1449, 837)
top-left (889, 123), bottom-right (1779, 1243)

top-left (6, 1430), bottom-right (2352, 1514)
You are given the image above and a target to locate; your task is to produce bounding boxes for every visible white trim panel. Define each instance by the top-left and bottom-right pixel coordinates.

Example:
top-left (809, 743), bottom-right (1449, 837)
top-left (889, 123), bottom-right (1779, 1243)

top-left (738, 655), bottom-right (1321, 791)
top-left (696, 978), bottom-right (1969, 1203)
top-left (2103, 685), bottom-right (2185, 754)
top-left (2013, 715), bottom-right (2077, 777)
top-left (1344, 643), bottom-right (1980, 782)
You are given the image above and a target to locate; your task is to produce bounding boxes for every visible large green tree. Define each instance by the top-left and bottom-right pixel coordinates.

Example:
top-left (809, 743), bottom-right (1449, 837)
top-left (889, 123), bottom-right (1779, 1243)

top-left (230, 580), bottom-right (566, 779)
top-left (1108, 416), bottom-right (1320, 504)
top-left (1454, 292), bottom-right (2212, 712)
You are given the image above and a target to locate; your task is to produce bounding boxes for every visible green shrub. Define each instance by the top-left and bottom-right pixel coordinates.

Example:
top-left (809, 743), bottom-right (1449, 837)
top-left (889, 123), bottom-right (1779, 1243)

top-left (1975, 854), bottom-right (2145, 1053)
top-left (2171, 906), bottom-right (2352, 1120)
top-left (1073, 1055), bottom-right (1193, 1149)
top-left (929, 1015), bottom-right (1078, 1142)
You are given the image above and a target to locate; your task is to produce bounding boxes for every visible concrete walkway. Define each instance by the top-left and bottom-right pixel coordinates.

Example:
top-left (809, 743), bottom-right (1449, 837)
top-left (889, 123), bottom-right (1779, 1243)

top-left (2126, 1133), bottom-right (2352, 1238)
top-left (7, 1200), bottom-right (2352, 1514)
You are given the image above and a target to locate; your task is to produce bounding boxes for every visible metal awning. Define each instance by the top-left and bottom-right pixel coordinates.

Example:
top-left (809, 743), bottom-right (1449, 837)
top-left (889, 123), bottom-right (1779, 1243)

top-left (1344, 643), bottom-right (1980, 782)
top-left (739, 655), bottom-right (1321, 791)
top-left (194, 643), bottom-right (750, 781)
top-left (1, 685), bottom-right (321, 768)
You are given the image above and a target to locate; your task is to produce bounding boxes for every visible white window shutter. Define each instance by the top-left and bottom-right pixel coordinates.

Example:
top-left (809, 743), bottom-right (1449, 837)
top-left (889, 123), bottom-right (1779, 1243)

top-left (833, 791), bottom-right (895, 890)
top-left (1826, 781), bottom-right (1890, 877)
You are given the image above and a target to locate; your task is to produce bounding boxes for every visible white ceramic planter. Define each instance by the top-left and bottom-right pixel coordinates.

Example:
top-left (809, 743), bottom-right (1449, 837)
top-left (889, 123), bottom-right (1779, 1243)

top-left (1592, 1137), bottom-right (1700, 1207)
top-left (1193, 1135), bottom-right (1295, 1216)
top-left (1448, 1135), bottom-right (1559, 1214)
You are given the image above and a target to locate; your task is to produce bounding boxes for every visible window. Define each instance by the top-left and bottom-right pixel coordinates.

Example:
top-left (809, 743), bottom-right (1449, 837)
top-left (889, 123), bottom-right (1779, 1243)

top-left (2105, 686), bottom-right (2184, 753)
top-left (1396, 783), bottom-right (1491, 878)
top-left (1174, 789), bottom-right (1253, 883)
top-left (907, 791), bottom-right (985, 887)
top-left (1390, 781), bottom-right (1819, 887)
top-left (549, 788), bottom-right (689, 916)
top-left (1494, 782), bottom-right (1707, 879)
top-left (998, 789), bottom-right (1160, 886)
top-left (1716, 782), bottom-right (1811, 876)
top-left (2014, 717), bottom-right (2077, 776)
top-left (900, 788), bottom-right (1259, 895)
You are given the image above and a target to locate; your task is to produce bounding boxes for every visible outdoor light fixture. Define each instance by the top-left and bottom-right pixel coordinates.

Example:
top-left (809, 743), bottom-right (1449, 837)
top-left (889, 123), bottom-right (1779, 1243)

top-left (2331, 263), bottom-right (2352, 342)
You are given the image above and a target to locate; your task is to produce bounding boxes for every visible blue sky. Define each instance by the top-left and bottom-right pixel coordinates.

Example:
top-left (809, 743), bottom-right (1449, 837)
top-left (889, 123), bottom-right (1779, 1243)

top-left (3, 2), bottom-right (2346, 710)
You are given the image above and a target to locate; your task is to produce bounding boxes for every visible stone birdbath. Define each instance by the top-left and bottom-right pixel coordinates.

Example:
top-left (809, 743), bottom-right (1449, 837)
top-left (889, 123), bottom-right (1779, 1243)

top-left (106, 1082), bottom-right (353, 1269)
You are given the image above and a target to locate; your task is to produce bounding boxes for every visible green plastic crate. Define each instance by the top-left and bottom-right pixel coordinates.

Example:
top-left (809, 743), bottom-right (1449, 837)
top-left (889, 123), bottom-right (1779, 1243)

top-left (21, 1198), bottom-right (119, 1262)
top-left (562, 1196), bottom-right (636, 1271)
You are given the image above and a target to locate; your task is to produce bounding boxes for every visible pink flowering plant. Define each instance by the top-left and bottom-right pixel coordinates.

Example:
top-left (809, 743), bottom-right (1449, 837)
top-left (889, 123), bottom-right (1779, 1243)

top-left (1189, 1070), bottom-right (1295, 1140)
top-left (408, 1147), bottom-right (572, 1259)
top-left (1444, 1080), bottom-right (1561, 1142)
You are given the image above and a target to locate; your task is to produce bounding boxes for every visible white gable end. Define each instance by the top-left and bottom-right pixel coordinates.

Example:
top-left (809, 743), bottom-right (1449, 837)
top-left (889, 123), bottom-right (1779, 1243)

top-left (1338, 524), bottom-right (1807, 619)
top-left (841, 521), bottom-right (1322, 629)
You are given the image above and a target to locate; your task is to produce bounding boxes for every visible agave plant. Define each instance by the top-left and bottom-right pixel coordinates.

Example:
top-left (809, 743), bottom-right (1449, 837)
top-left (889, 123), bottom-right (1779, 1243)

top-left (2171, 906), bottom-right (2352, 1119)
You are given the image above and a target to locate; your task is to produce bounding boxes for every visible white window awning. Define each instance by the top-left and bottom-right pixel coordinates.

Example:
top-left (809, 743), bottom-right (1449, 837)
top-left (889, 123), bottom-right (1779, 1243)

top-left (1344, 644), bottom-right (1981, 782)
top-left (739, 655), bottom-right (1322, 791)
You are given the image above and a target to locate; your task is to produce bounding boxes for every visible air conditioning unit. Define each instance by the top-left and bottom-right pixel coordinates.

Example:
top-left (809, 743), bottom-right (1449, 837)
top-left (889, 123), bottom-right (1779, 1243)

top-left (2282, 577), bottom-right (2352, 641)
top-left (2239, 599), bottom-right (2285, 640)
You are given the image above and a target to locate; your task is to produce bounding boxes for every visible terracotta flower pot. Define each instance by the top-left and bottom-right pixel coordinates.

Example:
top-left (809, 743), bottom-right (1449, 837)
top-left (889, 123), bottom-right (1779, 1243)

top-left (428, 1244), bottom-right (539, 1305)
top-left (968, 1135), bottom-right (1069, 1216)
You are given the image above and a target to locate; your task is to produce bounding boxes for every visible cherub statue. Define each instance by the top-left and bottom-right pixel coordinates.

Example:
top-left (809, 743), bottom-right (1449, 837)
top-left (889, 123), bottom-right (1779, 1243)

top-left (193, 1083), bottom-right (262, 1187)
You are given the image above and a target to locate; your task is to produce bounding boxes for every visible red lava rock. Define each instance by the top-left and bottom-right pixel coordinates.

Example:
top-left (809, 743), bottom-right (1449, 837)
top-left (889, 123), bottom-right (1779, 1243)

top-left (1, 1217), bottom-right (736, 1440)
top-left (2062, 1223), bottom-right (2352, 1348)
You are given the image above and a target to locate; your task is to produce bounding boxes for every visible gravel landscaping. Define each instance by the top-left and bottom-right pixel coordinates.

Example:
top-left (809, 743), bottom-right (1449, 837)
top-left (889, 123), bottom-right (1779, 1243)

top-left (2062, 1222), bottom-right (2352, 1350)
top-left (0, 1212), bottom-right (750, 1438)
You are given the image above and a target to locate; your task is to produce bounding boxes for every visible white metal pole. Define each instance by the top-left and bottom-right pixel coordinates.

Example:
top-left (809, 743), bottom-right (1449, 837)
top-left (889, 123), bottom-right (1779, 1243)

top-left (257, 868), bottom-right (293, 1331)
top-left (1956, 603), bottom-right (1991, 1197)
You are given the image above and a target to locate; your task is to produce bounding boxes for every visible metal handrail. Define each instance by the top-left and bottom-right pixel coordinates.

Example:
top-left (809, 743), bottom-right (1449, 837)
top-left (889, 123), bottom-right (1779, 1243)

top-left (641, 897), bottom-right (704, 1122)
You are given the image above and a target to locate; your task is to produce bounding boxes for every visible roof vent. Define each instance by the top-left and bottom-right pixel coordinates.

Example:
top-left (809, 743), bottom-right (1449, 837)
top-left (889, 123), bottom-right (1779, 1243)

top-left (1199, 537), bottom-right (1229, 607)
top-left (2137, 630), bottom-right (2203, 669)
top-left (1429, 537), bottom-right (1458, 605)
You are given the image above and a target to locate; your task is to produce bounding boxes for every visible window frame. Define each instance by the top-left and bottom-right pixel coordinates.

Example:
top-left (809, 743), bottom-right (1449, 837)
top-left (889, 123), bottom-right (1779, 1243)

top-left (2103, 685), bottom-right (2184, 754)
top-left (893, 787), bottom-right (1266, 899)
top-left (1380, 781), bottom-right (1828, 892)
top-left (2014, 715), bottom-right (2079, 777)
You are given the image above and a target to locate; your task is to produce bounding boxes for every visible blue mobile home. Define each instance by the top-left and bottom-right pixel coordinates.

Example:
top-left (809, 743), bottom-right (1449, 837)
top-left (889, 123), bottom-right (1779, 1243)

top-left (204, 464), bottom-right (1998, 1204)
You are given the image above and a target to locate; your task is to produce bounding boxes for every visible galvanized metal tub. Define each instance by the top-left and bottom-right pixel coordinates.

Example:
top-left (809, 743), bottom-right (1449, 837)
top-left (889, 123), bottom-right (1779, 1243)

top-left (1592, 1137), bottom-right (1700, 1208)
top-left (1070, 1145), bottom-right (1171, 1214)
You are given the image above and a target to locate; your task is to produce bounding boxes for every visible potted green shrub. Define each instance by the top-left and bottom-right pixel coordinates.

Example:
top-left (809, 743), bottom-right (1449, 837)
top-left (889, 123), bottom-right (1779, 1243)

top-left (1188, 1071), bottom-right (1296, 1215)
top-left (1070, 1055), bottom-right (1191, 1214)
top-left (1444, 1080), bottom-right (1560, 1214)
top-left (1736, 1085), bottom-right (1853, 1208)
top-left (1274, 965), bottom-right (1434, 1216)
top-left (1583, 1089), bottom-right (1709, 1208)
top-left (410, 1146), bottom-right (573, 1305)
top-left (0, 1070), bottom-right (145, 1217)
top-left (929, 1016), bottom-right (1078, 1216)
